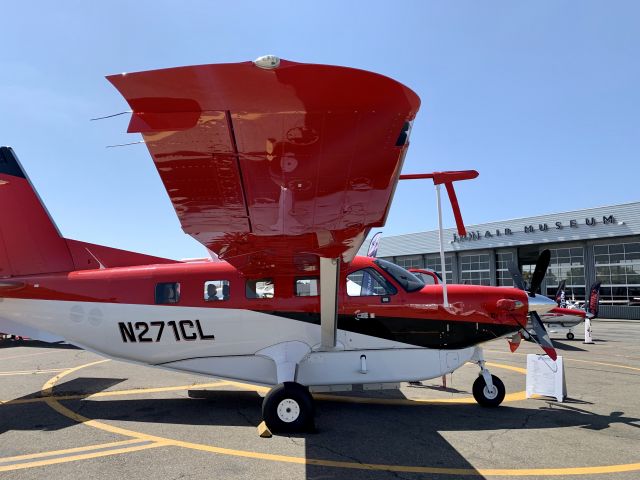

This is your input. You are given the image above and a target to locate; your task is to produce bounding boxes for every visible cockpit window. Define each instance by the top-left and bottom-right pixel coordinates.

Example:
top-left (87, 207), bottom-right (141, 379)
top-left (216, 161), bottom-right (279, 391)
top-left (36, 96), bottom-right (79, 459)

top-left (346, 268), bottom-right (397, 297)
top-left (374, 259), bottom-right (424, 292)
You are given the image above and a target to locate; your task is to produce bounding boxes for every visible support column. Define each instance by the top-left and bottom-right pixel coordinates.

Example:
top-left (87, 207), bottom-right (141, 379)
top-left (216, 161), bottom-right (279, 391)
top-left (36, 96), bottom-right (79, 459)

top-left (320, 257), bottom-right (340, 349)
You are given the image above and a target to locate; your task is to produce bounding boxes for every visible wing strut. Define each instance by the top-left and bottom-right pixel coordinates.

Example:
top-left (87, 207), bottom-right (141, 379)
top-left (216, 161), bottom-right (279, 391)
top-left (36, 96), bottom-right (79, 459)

top-left (399, 170), bottom-right (478, 308)
top-left (320, 257), bottom-right (340, 349)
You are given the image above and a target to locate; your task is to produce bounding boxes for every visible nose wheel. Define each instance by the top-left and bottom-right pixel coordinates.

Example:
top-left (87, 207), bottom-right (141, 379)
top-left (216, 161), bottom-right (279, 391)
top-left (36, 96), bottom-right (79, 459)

top-left (471, 347), bottom-right (506, 407)
top-left (262, 382), bottom-right (315, 433)
top-left (472, 374), bottom-right (505, 407)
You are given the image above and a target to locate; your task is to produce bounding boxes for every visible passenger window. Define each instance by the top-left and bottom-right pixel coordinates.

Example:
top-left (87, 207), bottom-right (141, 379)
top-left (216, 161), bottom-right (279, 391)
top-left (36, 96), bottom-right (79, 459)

top-left (204, 280), bottom-right (230, 301)
top-left (246, 278), bottom-right (274, 299)
top-left (155, 282), bottom-right (180, 304)
top-left (295, 277), bottom-right (319, 296)
top-left (346, 269), bottom-right (397, 297)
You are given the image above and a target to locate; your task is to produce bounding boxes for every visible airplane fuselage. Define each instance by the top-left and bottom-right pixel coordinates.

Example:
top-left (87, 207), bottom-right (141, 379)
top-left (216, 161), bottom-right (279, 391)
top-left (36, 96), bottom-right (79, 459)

top-left (0, 256), bottom-right (528, 386)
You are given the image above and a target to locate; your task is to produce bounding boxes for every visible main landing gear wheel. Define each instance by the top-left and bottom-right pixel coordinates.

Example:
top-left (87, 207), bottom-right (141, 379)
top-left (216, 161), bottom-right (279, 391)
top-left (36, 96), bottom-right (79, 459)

top-left (473, 374), bottom-right (505, 407)
top-left (262, 382), bottom-right (315, 433)
top-left (566, 332), bottom-right (575, 340)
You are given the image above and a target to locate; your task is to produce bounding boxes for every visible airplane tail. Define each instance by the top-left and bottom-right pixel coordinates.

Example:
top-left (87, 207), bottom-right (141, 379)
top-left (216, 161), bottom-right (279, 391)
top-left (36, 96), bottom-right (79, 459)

top-left (0, 146), bottom-right (177, 278)
top-left (0, 147), bottom-right (75, 277)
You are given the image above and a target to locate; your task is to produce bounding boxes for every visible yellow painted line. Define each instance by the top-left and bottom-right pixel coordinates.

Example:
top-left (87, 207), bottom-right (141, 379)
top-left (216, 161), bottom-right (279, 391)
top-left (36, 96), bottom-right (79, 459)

top-left (486, 349), bottom-right (640, 372)
top-left (86, 381), bottom-right (233, 399)
top-left (0, 368), bottom-right (65, 377)
top-left (1, 394), bottom-right (98, 406)
top-left (38, 360), bottom-right (640, 476)
top-left (0, 351), bottom-right (55, 361)
top-left (0, 442), bottom-right (168, 472)
top-left (0, 439), bottom-right (143, 462)
top-left (565, 357), bottom-right (640, 372)
top-left (1, 375), bottom-right (232, 406)
top-left (485, 361), bottom-right (527, 374)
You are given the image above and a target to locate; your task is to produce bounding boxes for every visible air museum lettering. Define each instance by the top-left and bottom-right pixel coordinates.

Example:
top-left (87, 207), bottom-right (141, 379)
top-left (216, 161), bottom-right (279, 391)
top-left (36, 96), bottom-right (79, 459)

top-left (452, 215), bottom-right (616, 243)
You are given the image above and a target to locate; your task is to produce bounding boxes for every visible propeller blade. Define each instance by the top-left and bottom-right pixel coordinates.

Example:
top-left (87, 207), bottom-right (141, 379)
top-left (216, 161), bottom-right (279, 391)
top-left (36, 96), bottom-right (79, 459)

top-left (508, 262), bottom-right (526, 291)
top-left (530, 311), bottom-right (558, 361)
top-left (529, 249), bottom-right (551, 296)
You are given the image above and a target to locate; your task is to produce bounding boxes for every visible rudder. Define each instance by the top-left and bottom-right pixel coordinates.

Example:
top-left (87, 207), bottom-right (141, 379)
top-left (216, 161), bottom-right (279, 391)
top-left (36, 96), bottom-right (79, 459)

top-left (0, 147), bottom-right (74, 277)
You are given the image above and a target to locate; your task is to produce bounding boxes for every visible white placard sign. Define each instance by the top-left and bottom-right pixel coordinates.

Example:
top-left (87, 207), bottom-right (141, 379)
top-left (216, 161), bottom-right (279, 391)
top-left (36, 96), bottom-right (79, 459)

top-left (526, 354), bottom-right (566, 402)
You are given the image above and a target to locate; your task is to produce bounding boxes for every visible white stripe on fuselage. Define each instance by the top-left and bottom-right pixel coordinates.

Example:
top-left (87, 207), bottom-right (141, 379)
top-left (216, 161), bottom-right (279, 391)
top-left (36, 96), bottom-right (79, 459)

top-left (0, 298), bottom-right (411, 361)
top-left (0, 298), bottom-right (477, 386)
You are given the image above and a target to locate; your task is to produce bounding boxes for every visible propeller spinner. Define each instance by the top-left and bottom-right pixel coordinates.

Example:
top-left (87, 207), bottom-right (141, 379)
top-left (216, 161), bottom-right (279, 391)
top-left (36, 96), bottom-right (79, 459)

top-left (508, 249), bottom-right (556, 313)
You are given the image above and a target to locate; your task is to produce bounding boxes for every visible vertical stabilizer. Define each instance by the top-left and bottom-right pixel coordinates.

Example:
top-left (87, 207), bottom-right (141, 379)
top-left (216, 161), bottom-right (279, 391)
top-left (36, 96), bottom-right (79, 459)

top-left (0, 147), bottom-right (74, 277)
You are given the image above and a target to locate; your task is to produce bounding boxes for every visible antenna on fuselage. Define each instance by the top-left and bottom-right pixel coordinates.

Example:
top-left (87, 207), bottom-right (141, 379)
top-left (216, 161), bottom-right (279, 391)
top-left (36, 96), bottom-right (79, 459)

top-left (399, 171), bottom-right (478, 307)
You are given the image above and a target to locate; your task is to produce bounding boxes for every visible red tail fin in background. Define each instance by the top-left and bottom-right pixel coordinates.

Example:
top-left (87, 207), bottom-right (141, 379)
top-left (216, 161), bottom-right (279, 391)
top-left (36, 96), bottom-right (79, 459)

top-left (0, 147), bottom-right (75, 277)
top-left (0, 147), bottom-right (178, 277)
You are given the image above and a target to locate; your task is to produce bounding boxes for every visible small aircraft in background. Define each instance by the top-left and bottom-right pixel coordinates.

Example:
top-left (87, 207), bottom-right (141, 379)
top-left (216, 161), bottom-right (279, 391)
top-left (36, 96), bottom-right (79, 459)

top-left (536, 281), bottom-right (601, 340)
top-left (0, 57), bottom-right (557, 433)
top-left (508, 254), bottom-right (601, 340)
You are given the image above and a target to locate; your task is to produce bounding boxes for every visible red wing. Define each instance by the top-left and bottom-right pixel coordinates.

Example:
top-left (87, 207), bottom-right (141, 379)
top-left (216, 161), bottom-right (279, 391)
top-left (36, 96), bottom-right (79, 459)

top-left (108, 59), bottom-right (420, 275)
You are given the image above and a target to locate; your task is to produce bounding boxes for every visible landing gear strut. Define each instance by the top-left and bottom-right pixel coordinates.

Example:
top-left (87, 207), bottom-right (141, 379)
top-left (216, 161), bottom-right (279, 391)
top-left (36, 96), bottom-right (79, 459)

top-left (262, 382), bottom-right (315, 433)
top-left (472, 348), bottom-right (506, 407)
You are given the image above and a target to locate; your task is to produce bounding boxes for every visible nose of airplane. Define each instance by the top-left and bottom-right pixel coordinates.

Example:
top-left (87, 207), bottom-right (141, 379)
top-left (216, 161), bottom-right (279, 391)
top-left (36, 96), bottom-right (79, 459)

top-left (443, 284), bottom-right (530, 325)
top-left (528, 294), bottom-right (557, 314)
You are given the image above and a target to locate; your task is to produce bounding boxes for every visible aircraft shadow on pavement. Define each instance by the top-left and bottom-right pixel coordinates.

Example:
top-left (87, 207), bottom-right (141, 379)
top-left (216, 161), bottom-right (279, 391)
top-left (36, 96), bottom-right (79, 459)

top-left (3, 378), bottom-right (640, 480)
top-left (551, 341), bottom-right (588, 352)
top-left (0, 339), bottom-right (79, 350)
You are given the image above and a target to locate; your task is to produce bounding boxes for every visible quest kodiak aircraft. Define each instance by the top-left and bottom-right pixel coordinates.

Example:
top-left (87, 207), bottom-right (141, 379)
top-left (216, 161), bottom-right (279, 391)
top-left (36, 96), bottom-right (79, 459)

top-left (0, 57), bottom-right (556, 433)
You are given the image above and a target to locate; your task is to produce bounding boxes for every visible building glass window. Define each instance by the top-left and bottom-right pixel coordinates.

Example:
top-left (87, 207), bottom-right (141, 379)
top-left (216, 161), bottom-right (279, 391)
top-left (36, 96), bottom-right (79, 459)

top-left (496, 251), bottom-right (514, 287)
top-left (545, 247), bottom-right (585, 301)
top-left (395, 255), bottom-right (423, 269)
top-left (459, 253), bottom-right (491, 285)
top-left (424, 254), bottom-right (453, 283)
top-left (594, 242), bottom-right (640, 306)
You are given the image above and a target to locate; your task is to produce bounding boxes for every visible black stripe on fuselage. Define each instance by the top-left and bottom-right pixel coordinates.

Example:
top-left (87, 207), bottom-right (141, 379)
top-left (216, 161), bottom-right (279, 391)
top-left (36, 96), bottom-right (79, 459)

top-left (257, 311), bottom-right (518, 349)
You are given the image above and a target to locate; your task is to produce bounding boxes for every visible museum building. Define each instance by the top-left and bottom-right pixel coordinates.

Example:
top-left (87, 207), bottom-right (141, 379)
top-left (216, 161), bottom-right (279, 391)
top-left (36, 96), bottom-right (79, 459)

top-left (367, 202), bottom-right (640, 319)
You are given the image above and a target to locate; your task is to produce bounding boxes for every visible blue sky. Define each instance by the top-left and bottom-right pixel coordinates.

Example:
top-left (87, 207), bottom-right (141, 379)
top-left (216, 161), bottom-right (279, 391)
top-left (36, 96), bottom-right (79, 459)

top-left (2, 1), bottom-right (639, 259)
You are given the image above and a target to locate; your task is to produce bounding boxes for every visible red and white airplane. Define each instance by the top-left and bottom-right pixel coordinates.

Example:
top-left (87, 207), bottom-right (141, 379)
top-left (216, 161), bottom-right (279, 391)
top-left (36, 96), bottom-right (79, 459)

top-left (0, 57), bottom-right (555, 433)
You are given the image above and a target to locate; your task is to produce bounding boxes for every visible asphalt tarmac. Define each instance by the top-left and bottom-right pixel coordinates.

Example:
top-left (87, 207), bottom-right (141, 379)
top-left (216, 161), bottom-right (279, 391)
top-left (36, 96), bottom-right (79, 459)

top-left (1, 320), bottom-right (639, 480)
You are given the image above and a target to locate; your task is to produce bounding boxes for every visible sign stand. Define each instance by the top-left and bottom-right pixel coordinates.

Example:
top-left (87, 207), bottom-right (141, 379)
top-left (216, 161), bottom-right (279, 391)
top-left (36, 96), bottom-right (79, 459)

top-left (526, 354), bottom-right (566, 402)
top-left (584, 317), bottom-right (594, 344)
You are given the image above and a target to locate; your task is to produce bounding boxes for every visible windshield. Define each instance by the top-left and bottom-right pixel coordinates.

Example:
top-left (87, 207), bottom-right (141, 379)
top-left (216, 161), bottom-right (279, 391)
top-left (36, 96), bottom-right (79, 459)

top-left (374, 259), bottom-right (425, 292)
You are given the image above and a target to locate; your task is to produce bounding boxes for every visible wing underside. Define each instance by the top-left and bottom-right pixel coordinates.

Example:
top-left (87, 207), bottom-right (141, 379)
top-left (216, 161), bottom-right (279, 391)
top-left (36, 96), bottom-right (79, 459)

top-left (108, 59), bottom-right (420, 275)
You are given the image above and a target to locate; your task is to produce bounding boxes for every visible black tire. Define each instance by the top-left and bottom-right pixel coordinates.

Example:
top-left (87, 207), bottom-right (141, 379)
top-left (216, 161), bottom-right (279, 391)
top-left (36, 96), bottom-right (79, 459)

top-left (262, 382), bottom-right (315, 433)
top-left (566, 332), bottom-right (575, 340)
top-left (472, 374), bottom-right (505, 408)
